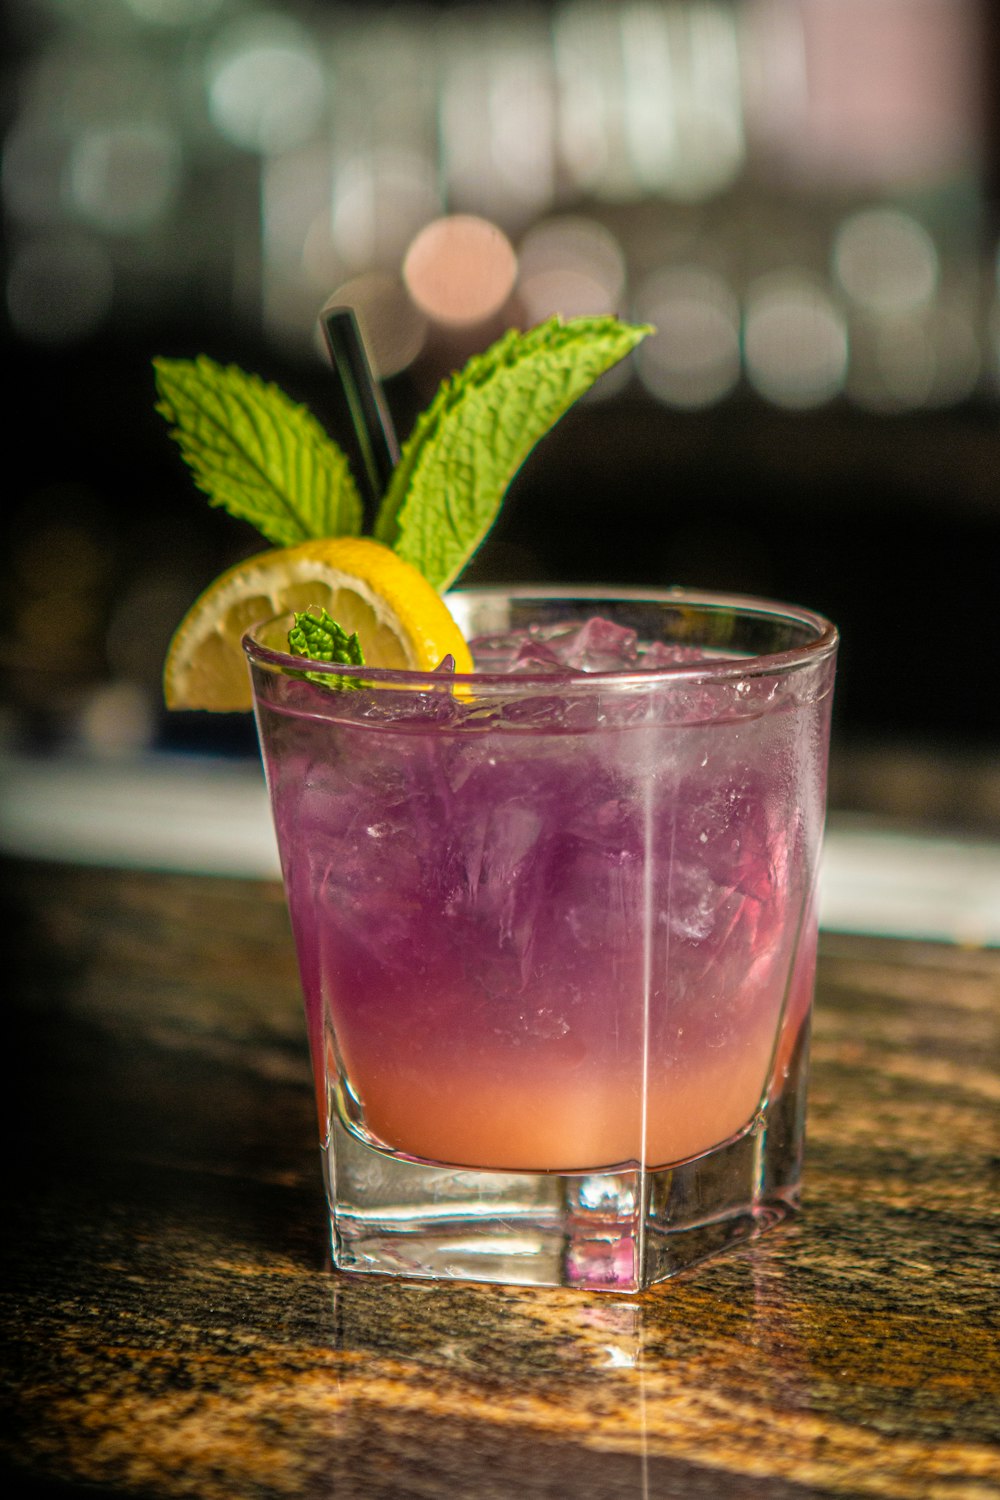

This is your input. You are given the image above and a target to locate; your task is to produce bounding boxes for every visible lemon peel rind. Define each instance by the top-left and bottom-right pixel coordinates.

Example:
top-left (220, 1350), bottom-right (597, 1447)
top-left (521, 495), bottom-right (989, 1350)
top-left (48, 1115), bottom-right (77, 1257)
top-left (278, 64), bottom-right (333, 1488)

top-left (163, 538), bottom-right (473, 712)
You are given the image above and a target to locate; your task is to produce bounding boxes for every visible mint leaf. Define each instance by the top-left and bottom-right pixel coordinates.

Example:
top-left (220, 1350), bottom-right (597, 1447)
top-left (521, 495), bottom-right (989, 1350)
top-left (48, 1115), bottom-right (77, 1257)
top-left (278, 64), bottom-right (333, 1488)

top-left (154, 356), bottom-right (363, 547)
top-left (289, 608), bottom-right (364, 666)
top-left (374, 316), bottom-right (651, 591)
top-left (288, 608), bottom-right (365, 690)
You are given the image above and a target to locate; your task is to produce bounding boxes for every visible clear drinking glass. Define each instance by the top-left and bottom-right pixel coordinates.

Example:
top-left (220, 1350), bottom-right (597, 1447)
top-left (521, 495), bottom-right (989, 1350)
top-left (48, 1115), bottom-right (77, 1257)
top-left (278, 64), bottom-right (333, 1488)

top-left (244, 589), bottom-right (838, 1291)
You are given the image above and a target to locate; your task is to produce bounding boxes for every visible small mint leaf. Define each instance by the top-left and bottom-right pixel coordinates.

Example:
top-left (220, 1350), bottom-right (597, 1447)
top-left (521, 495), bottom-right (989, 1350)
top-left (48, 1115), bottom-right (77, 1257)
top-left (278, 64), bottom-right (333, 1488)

top-left (288, 608), bottom-right (365, 690)
top-left (154, 356), bottom-right (363, 546)
top-left (289, 608), bottom-right (364, 666)
top-left (373, 316), bottom-right (651, 591)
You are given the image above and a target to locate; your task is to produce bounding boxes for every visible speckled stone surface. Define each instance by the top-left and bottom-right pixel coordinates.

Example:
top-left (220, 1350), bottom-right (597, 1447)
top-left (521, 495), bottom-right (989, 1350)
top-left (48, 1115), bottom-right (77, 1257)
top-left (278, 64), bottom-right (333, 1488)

top-left (3, 860), bottom-right (998, 1499)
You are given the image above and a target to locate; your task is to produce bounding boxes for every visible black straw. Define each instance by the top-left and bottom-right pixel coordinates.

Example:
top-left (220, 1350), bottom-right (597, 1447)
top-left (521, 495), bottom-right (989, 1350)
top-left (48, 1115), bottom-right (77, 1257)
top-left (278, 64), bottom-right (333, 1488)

top-left (320, 304), bottom-right (400, 523)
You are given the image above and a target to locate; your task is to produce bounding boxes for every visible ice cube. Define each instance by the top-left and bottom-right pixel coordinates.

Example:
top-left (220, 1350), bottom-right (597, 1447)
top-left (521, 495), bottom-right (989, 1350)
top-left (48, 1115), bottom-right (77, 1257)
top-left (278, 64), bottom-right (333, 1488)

top-left (511, 638), bottom-right (570, 672)
top-left (354, 688), bottom-right (463, 726)
top-left (551, 617), bottom-right (641, 672)
top-left (637, 640), bottom-right (709, 670)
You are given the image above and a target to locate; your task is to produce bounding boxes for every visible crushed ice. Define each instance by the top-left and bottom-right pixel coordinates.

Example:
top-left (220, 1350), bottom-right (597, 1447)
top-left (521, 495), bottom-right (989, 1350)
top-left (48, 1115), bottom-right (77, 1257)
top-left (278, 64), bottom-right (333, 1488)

top-left (468, 618), bottom-right (706, 675)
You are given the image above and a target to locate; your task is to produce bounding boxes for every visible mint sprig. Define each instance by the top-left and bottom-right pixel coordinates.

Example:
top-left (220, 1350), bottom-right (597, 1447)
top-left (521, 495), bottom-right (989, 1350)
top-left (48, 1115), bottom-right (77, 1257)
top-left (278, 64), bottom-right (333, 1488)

top-left (153, 356), bottom-right (363, 546)
top-left (288, 608), bottom-right (365, 690)
top-left (155, 315), bottom-right (651, 602)
top-left (374, 316), bottom-right (651, 590)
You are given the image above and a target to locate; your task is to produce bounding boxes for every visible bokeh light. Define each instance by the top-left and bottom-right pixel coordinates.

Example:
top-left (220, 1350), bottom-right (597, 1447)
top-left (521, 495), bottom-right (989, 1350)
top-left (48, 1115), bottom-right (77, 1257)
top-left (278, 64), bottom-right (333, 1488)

top-left (440, 11), bottom-right (555, 220)
top-left (634, 266), bottom-right (740, 408)
top-left (330, 149), bottom-right (441, 273)
top-left (206, 14), bottom-right (326, 154)
top-left (76, 681), bottom-right (156, 759)
top-left (552, 0), bottom-right (744, 202)
top-left (833, 206), bottom-right (939, 314)
top-left (874, 302), bottom-right (979, 410)
top-left (69, 122), bottom-right (180, 233)
top-left (517, 216), bottom-right (625, 322)
top-left (123, 0), bottom-right (223, 23)
top-left (403, 215), bottom-right (518, 328)
top-left (483, 38), bottom-right (556, 215)
top-left (618, 1), bottom-right (678, 193)
top-left (622, 0), bottom-right (744, 200)
top-left (320, 273), bottom-right (427, 380)
top-left (551, 1), bottom-right (618, 196)
top-left (261, 142), bottom-right (347, 345)
top-left (744, 272), bottom-right (848, 408)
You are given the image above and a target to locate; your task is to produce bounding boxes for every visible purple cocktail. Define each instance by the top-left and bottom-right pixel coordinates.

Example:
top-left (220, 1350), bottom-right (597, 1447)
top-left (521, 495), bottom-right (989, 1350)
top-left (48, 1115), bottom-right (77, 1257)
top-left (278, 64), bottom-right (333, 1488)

top-left (246, 588), bottom-right (837, 1290)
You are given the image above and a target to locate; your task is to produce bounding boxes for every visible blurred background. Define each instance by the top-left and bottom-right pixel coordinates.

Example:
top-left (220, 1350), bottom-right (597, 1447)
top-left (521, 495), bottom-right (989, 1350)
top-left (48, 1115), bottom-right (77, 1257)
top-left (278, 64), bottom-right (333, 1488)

top-left (2, 0), bottom-right (998, 834)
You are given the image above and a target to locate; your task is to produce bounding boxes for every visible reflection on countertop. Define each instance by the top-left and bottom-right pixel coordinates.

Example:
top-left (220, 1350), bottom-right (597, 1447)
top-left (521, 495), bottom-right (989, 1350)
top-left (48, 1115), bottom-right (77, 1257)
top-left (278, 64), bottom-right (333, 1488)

top-left (3, 860), bottom-right (998, 1498)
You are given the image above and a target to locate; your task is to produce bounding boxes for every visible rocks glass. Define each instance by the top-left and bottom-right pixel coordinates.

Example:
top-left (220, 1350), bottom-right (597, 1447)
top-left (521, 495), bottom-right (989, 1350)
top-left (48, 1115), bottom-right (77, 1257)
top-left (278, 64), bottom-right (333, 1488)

top-left (244, 589), bottom-right (837, 1291)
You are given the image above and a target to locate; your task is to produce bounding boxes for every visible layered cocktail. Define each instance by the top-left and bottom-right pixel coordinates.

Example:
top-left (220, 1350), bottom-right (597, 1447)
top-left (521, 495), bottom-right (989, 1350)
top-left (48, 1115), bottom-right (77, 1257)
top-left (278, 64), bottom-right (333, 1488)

top-left (245, 589), bottom-right (837, 1290)
top-left (156, 312), bottom-right (837, 1288)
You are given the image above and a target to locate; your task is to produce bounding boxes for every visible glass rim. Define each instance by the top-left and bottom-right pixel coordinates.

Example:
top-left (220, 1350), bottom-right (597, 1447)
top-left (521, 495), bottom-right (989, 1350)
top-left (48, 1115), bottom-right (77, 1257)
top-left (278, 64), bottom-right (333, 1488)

top-left (242, 585), bottom-right (838, 690)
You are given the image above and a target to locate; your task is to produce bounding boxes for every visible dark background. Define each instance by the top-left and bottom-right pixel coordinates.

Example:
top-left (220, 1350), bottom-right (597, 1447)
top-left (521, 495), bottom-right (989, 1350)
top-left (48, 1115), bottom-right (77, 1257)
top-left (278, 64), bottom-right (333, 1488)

top-left (2, 0), bottom-right (998, 793)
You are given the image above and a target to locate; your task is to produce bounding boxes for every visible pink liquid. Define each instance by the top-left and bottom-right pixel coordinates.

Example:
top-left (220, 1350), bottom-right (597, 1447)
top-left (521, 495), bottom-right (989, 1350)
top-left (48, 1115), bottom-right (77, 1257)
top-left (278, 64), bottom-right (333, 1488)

top-left (253, 618), bottom-right (833, 1173)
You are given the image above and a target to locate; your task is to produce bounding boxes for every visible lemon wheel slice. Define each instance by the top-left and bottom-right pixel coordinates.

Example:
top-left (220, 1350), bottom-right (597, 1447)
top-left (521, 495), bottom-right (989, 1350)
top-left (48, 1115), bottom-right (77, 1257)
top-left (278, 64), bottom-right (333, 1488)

top-left (163, 537), bottom-right (474, 711)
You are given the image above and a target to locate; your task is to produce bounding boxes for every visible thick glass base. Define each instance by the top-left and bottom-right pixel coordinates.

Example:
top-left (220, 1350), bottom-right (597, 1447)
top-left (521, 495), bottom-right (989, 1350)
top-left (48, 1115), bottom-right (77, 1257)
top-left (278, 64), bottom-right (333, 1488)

top-left (323, 1035), bottom-right (808, 1292)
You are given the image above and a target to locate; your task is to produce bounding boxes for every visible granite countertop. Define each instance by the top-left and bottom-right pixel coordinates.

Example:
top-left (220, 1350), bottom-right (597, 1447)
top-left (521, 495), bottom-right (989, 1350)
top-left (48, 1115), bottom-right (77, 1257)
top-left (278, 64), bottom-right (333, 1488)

top-left (3, 860), bottom-right (998, 1499)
